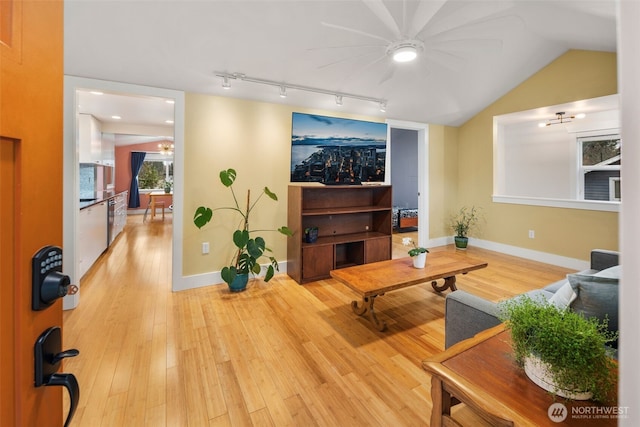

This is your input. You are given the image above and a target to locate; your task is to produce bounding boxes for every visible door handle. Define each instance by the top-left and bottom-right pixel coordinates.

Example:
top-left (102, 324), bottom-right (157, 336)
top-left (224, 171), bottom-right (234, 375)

top-left (35, 327), bottom-right (80, 427)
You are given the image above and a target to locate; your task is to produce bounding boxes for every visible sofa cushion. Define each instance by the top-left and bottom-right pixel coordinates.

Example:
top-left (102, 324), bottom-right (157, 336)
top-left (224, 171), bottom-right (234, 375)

top-left (548, 281), bottom-right (577, 309)
top-left (594, 265), bottom-right (621, 279)
top-left (567, 273), bottom-right (618, 345)
top-left (543, 278), bottom-right (569, 294)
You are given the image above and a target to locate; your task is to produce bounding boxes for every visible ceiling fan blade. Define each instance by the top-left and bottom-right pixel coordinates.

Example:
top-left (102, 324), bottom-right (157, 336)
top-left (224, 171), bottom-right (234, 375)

top-left (425, 38), bottom-right (503, 55)
top-left (306, 43), bottom-right (385, 52)
top-left (362, 0), bottom-right (402, 39)
top-left (378, 65), bottom-right (396, 85)
top-left (340, 54), bottom-right (388, 85)
top-left (408, 0), bottom-right (447, 38)
top-left (316, 50), bottom-right (382, 70)
top-left (321, 22), bottom-right (392, 43)
top-left (422, 49), bottom-right (467, 73)
top-left (418, 2), bottom-right (515, 39)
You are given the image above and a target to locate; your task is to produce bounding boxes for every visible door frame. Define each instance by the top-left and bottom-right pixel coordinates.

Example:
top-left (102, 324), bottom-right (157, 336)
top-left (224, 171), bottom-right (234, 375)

top-left (63, 76), bottom-right (185, 302)
top-left (386, 119), bottom-right (429, 247)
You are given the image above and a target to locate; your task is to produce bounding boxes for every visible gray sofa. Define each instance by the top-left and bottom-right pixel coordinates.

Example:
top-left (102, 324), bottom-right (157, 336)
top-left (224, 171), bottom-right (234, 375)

top-left (444, 249), bottom-right (620, 349)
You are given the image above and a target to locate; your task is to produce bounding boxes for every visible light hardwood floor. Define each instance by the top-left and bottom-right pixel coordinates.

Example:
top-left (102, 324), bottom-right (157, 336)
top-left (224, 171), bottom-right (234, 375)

top-left (63, 215), bottom-right (574, 426)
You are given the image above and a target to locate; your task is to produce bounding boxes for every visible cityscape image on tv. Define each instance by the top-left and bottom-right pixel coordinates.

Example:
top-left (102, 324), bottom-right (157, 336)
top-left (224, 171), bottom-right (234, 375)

top-left (290, 113), bottom-right (388, 184)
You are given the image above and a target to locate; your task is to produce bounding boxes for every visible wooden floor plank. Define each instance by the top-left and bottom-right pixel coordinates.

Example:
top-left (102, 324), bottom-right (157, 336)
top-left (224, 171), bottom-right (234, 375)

top-left (63, 215), bottom-right (574, 426)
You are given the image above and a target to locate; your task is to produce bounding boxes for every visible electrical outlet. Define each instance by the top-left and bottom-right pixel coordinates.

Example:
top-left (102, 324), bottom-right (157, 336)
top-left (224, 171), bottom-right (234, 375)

top-left (528, 230), bottom-right (535, 239)
top-left (202, 242), bottom-right (210, 254)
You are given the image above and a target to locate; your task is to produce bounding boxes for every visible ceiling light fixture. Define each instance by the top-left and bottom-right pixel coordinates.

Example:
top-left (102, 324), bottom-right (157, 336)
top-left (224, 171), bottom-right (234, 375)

top-left (279, 86), bottom-right (287, 98)
top-left (158, 142), bottom-right (174, 156)
top-left (387, 40), bottom-right (424, 63)
top-left (538, 111), bottom-right (586, 127)
top-left (215, 72), bottom-right (387, 112)
top-left (379, 101), bottom-right (387, 112)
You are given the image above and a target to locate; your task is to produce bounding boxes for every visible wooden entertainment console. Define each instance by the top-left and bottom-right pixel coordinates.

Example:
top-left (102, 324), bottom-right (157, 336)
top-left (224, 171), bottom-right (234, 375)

top-left (287, 185), bottom-right (392, 284)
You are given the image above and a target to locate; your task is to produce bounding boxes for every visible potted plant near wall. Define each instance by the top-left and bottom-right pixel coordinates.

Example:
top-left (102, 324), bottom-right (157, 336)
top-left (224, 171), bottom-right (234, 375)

top-left (193, 168), bottom-right (293, 292)
top-left (450, 206), bottom-right (481, 249)
top-left (499, 295), bottom-right (617, 403)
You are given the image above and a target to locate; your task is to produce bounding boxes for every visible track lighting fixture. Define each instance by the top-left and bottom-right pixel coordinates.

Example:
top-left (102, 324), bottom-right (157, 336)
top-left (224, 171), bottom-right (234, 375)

top-left (214, 72), bottom-right (386, 112)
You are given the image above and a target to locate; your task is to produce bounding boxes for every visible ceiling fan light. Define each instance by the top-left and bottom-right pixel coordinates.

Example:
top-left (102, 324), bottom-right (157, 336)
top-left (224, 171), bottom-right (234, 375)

top-left (393, 46), bottom-right (417, 62)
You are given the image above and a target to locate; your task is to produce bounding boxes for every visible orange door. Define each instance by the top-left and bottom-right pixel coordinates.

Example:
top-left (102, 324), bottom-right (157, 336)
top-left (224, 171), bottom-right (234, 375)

top-left (1, 1), bottom-right (65, 426)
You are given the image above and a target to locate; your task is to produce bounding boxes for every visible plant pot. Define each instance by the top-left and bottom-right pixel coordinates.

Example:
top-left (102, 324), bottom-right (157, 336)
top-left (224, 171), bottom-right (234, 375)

top-left (305, 227), bottom-right (319, 243)
top-left (454, 236), bottom-right (468, 250)
top-left (524, 355), bottom-right (593, 400)
top-left (228, 273), bottom-right (249, 293)
top-left (412, 252), bottom-right (427, 268)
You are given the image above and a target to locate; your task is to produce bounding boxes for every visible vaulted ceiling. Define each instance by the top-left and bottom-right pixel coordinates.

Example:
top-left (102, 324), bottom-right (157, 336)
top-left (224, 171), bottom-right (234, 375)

top-left (65, 0), bottom-right (616, 127)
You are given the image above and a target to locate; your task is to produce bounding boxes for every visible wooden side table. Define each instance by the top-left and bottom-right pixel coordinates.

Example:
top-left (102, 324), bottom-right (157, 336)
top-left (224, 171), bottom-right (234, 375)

top-left (422, 325), bottom-right (619, 426)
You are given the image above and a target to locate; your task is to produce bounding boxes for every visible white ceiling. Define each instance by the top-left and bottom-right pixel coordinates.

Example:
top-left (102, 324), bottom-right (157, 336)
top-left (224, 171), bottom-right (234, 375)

top-left (64, 0), bottom-right (617, 128)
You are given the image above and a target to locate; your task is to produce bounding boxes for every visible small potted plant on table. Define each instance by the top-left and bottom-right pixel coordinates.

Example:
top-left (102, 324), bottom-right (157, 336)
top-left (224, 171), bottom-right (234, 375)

top-left (402, 237), bottom-right (429, 268)
top-left (193, 168), bottom-right (292, 292)
top-left (499, 295), bottom-right (617, 402)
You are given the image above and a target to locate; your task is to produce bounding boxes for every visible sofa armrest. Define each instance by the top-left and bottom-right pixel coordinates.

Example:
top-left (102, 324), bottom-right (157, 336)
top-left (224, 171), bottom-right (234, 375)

top-left (591, 249), bottom-right (619, 271)
top-left (444, 290), bottom-right (502, 349)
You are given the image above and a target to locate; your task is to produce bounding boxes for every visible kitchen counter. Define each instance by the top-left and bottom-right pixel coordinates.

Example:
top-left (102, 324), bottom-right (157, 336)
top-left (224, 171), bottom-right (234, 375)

top-left (79, 190), bottom-right (126, 209)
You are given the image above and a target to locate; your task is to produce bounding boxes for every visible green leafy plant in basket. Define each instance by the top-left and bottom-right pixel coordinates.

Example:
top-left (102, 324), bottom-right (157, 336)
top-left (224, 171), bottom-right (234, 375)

top-left (499, 295), bottom-right (618, 403)
top-left (193, 168), bottom-right (292, 288)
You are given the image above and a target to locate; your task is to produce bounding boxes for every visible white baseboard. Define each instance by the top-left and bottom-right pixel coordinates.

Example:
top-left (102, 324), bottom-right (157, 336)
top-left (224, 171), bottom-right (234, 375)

top-left (174, 240), bottom-right (588, 292)
top-left (174, 261), bottom-right (289, 292)
top-left (462, 237), bottom-right (589, 271)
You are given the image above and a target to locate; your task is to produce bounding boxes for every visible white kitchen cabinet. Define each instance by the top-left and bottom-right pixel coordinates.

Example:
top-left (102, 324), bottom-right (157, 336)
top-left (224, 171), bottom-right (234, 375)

top-left (78, 201), bottom-right (108, 278)
top-left (78, 113), bottom-right (103, 164)
top-left (101, 132), bottom-right (115, 166)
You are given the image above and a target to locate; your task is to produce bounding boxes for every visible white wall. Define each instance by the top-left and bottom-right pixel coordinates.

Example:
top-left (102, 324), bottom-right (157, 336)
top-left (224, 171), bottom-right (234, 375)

top-left (618, 0), bottom-right (640, 421)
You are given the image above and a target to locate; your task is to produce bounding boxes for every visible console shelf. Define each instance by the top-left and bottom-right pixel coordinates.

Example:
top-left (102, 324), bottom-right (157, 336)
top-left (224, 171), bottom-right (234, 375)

top-left (287, 185), bottom-right (392, 284)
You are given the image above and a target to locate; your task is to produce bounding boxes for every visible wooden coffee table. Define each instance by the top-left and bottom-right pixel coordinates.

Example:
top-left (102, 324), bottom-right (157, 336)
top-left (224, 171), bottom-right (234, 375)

top-left (330, 251), bottom-right (487, 331)
top-left (423, 324), bottom-right (618, 426)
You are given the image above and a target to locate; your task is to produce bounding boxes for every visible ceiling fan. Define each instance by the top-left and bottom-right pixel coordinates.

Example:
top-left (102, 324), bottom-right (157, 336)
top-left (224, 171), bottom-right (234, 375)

top-left (316, 0), bottom-right (521, 84)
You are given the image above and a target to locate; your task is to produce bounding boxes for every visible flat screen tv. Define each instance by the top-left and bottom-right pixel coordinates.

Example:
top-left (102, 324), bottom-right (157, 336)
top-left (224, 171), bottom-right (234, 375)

top-left (290, 112), bottom-right (388, 184)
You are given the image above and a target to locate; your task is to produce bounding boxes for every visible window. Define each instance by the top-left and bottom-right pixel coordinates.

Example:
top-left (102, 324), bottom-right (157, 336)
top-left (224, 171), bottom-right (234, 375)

top-left (138, 152), bottom-right (173, 191)
top-left (579, 135), bottom-right (621, 201)
top-left (492, 95), bottom-right (620, 212)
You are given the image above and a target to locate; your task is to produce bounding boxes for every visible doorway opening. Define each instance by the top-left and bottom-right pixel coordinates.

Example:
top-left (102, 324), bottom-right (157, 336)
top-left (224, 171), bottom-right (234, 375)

top-left (63, 76), bottom-right (185, 309)
top-left (386, 119), bottom-right (429, 248)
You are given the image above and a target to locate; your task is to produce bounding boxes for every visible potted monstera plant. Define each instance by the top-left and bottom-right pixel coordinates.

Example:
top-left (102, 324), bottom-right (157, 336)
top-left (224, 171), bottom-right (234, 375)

top-left (193, 168), bottom-right (292, 292)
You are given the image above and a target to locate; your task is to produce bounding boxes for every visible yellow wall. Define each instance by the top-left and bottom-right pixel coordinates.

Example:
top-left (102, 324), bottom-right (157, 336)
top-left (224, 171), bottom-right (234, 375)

top-left (428, 124), bottom-right (459, 238)
top-left (456, 50), bottom-right (619, 260)
top-left (182, 49), bottom-right (618, 279)
top-left (182, 94), bottom-right (387, 277)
